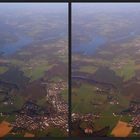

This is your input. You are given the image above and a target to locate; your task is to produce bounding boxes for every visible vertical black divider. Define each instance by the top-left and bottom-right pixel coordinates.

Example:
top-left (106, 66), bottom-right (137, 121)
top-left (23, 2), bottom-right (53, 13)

top-left (68, 1), bottom-right (72, 137)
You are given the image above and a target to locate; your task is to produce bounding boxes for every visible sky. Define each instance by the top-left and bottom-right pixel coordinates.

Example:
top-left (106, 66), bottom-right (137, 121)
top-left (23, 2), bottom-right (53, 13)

top-left (0, 3), bottom-right (68, 13)
top-left (72, 3), bottom-right (140, 13)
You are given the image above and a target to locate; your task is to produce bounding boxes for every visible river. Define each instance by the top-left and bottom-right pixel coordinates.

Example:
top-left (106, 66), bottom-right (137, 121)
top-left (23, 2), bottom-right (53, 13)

top-left (72, 76), bottom-right (119, 91)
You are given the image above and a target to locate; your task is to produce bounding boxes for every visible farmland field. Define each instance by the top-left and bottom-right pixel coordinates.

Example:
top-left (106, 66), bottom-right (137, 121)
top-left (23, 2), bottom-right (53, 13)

top-left (111, 121), bottom-right (133, 137)
top-left (0, 121), bottom-right (13, 137)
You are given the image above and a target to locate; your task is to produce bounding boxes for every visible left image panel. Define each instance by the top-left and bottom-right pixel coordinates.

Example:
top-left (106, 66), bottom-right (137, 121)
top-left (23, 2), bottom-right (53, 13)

top-left (0, 3), bottom-right (68, 137)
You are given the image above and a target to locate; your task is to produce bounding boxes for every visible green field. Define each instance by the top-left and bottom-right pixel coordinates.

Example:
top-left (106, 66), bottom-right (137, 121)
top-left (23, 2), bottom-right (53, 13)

top-left (22, 62), bottom-right (55, 81)
top-left (35, 127), bottom-right (66, 137)
top-left (0, 93), bottom-right (25, 113)
top-left (72, 82), bottom-right (130, 114)
top-left (79, 66), bottom-right (98, 74)
top-left (30, 66), bottom-right (47, 80)
top-left (94, 115), bottom-right (132, 135)
top-left (0, 66), bottom-right (8, 74)
top-left (0, 116), bottom-right (5, 123)
top-left (72, 84), bottom-right (108, 114)
top-left (115, 63), bottom-right (135, 81)
top-left (61, 89), bottom-right (68, 103)
top-left (48, 128), bottom-right (66, 137)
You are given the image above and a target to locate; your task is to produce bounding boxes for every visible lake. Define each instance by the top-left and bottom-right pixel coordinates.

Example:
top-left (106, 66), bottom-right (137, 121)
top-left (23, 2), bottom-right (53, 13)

top-left (0, 30), bottom-right (65, 56)
top-left (72, 30), bottom-right (140, 56)
top-left (72, 35), bottom-right (107, 55)
top-left (0, 34), bottom-right (33, 56)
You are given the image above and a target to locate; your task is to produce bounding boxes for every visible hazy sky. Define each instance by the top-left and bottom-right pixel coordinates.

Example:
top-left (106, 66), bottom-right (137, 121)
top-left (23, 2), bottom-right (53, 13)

top-left (72, 3), bottom-right (140, 13)
top-left (0, 3), bottom-right (68, 13)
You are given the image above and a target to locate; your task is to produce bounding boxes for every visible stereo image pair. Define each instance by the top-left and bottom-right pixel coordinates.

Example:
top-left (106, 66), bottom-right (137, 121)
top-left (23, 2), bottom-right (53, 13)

top-left (0, 3), bottom-right (139, 138)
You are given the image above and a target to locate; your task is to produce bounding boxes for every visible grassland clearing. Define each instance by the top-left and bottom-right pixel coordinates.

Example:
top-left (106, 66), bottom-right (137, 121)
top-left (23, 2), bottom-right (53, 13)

top-left (112, 61), bottom-right (135, 81)
top-left (0, 66), bottom-right (8, 74)
top-left (79, 66), bottom-right (98, 74)
top-left (72, 84), bottom-right (108, 114)
top-left (24, 133), bottom-right (35, 137)
top-left (61, 89), bottom-right (68, 103)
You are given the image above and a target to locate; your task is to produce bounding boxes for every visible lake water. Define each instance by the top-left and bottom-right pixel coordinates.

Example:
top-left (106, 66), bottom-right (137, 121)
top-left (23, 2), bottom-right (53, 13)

top-left (0, 34), bottom-right (33, 56)
top-left (72, 36), bottom-right (107, 55)
top-left (0, 30), bottom-right (65, 56)
top-left (0, 28), bottom-right (138, 57)
top-left (72, 30), bottom-right (139, 56)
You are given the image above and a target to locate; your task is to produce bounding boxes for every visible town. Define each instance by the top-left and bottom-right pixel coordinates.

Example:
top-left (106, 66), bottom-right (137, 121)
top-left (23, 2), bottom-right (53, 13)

top-left (0, 79), bottom-right (68, 136)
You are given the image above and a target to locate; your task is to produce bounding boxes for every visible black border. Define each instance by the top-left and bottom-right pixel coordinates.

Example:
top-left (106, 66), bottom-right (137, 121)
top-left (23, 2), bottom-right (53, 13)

top-left (0, 0), bottom-right (68, 2)
top-left (1, 0), bottom-right (140, 2)
top-left (71, 0), bottom-right (140, 2)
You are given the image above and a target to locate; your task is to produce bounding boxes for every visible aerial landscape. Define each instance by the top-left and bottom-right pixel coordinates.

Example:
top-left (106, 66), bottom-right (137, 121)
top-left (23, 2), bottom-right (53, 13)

top-left (0, 3), bottom-right (68, 137)
top-left (72, 3), bottom-right (140, 137)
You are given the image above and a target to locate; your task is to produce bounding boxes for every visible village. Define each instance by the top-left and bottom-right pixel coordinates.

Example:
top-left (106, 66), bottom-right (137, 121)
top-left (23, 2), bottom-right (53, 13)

top-left (127, 101), bottom-right (140, 134)
top-left (0, 80), bottom-right (68, 136)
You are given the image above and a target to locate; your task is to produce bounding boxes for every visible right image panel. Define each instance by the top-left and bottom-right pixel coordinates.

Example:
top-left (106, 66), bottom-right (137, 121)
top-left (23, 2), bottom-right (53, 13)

top-left (72, 3), bottom-right (140, 137)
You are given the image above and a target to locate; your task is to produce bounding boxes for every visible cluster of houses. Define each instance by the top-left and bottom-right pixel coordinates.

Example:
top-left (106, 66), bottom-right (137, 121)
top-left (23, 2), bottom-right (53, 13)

top-left (128, 101), bottom-right (140, 134)
top-left (43, 115), bottom-right (68, 132)
top-left (72, 113), bottom-right (99, 122)
top-left (129, 101), bottom-right (140, 115)
top-left (118, 101), bottom-right (140, 134)
top-left (72, 112), bottom-right (99, 134)
top-left (45, 81), bottom-right (68, 131)
top-left (96, 87), bottom-right (119, 105)
top-left (12, 115), bottom-right (45, 132)
top-left (3, 80), bottom-right (68, 135)
top-left (129, 115), bottom-right (140, 131)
